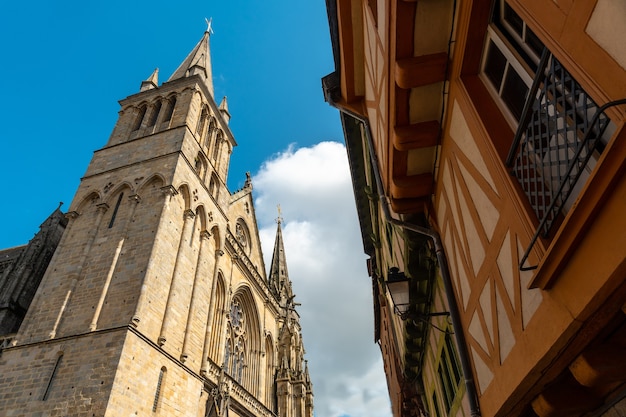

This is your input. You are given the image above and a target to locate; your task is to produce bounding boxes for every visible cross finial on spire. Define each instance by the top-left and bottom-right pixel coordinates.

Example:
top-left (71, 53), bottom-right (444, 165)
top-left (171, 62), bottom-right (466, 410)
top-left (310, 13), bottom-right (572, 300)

top-left (205, 17), bottom-right (214, 35)
top-left (276, 204), bottom-right (283, 224)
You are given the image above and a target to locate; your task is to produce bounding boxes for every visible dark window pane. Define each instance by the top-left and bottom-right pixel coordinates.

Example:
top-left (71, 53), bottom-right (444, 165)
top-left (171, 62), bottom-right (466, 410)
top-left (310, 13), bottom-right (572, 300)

top-left (432, 392), bottom-right (442, 417)
top-left (503, 3), bottom-right (523, 37)
top-left (526, 27), bottom-right (544, 59)
top-left (484, 41), bottom-right (507, 90)
top-left (445, 333), bottom-right (462, 384)
top-left (502, 68), bottom-right (529, 121)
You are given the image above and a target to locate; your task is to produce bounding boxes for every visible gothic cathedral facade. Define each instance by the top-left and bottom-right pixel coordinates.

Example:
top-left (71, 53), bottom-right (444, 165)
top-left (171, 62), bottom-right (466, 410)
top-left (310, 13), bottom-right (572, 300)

top-left (0, 28), bottom-right (313, 417)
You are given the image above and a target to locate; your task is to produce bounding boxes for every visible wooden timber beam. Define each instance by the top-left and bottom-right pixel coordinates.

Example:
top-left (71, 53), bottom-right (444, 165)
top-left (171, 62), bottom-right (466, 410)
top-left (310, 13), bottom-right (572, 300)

top-left (393, 121), bottom-right (440, 151)
top-left (391, 173), bottom-right (433, 200)
top-left (395, 53), bottom-right (449, 89)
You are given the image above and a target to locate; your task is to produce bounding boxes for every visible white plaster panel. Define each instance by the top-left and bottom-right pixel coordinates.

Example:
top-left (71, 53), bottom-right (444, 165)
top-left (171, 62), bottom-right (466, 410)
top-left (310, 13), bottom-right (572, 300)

top-left (407, 146), bottom-right (437, 176)
top-left (471, 346), bottom-right (494, 394)
top-left (414, 0), bottom-right (454, 54)
top-left (497, 230), bottom-right (516, 309)
top-left (458, 159), bottom-right (500, 241)
top-left (586, 0), bottom-right (626, 71)
top-left (454, 235), bottom-right (471, 310)
top-left (443, 161), bottom-right (462, 238)
top-left (518, 236), bottom-right (543, 328)
top-left (470, 310), bottom-right (489, 354)
top-left (449, 101), bottom-right (499, 195)
top-left (496, 287), bottom-right (515, 363)
top-left (437, 195), bottom-right (448, 236)
top-left (456, 176), bottom-right (486, 276)
top-left (479, 280), bottom-right (494, 346)
top-left (409, 83), bottom-right (444, 124)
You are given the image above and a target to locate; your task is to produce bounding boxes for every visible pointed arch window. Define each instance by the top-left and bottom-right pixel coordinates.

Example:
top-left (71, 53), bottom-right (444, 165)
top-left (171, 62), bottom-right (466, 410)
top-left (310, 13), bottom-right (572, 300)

top-left (205, 117), bottom-right (217, 150)
top-left (209, 276), bottom-right (226, 361)
top-left (42, 353), bottom-right (63, 401)
top-left (195, 152), bottom-right (207, 180)
top-left (196, 106), bottom-right (209, 138)
top-left (265, 336), bottom-right (276, 411)
top-left (212, 131), bottom-right (223, 161)
top-left (147, 100), bottom-right (162, 127)
top-left (163, 97), bottom-right (176, 123)
top-left (235, 219), bottom-right (251, 254)
top-left (133, 105), bottom-right (147, 131)
top-left (108, 192), bottom-right (124, 229)
top-left (152, 366), bottom-right (167, 412)
top-left (225, 299), bottom-right (246, 383)
top-left (209, 174), bottom-right (219, 200)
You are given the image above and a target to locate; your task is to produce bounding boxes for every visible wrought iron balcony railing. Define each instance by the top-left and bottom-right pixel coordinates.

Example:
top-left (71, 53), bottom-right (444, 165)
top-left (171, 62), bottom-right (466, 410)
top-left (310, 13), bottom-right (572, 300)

top-left (506, 48), bottom-right (624, 271)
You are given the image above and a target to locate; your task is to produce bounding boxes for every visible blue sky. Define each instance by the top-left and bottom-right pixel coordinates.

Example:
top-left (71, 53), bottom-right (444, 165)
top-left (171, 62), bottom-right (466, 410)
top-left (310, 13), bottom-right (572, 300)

top-left (0, 2), bottom-right (393, 416)
top-left (0, 0), bottom-right (343, 248)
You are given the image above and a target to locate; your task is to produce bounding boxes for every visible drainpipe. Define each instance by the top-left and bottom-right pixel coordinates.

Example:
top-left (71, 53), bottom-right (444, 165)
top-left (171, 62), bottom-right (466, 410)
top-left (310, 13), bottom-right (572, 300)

top-left (327, 100), bottom-right (481, 416)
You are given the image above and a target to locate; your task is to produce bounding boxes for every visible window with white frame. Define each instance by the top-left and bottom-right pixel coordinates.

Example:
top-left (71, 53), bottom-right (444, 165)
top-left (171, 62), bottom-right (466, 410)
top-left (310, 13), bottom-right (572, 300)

top-left (481, 1), bottom-right (542, 125)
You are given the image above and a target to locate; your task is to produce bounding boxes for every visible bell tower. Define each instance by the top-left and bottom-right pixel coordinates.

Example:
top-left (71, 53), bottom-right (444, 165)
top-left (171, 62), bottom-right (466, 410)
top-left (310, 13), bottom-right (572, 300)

top-left (0, 20), bottom-right (314, 416)
top-left (0, 21), bottom-right (315, 416)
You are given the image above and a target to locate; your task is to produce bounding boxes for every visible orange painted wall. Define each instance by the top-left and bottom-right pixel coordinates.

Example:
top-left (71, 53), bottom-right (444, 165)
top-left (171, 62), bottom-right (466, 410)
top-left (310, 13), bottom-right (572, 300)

top-left (433, 0), bottom-right (626, 415)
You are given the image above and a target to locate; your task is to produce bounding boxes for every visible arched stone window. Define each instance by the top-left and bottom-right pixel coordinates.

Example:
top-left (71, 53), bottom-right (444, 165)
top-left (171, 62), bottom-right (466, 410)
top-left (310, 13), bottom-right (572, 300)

top-left (205, 117), bottom-right (217, 150)
top-left (42, 353), bottom-right (63, 401)
top-left (133, 105), bottom-right (147, 131)
top-left (209, 174), bottom-right (219, 200)
top-left (235, 219), bottom-right (251, 254)
top-left (225, 299), bottom-right (246, 383)
top-left (212, 131), bottom-right (223, 161)
top-left (223, 289), bottom-right (261, 392)
top-left (163, 96), bottom-right (176, 123)
top-left (152, 366), bottom-right (167, 412)
top-left (194, 152), bottom-right (207, 180)
top-left (108, 192), bottom-right (124, 229)
top-left (147, 100), bottom-right (162, 127)
top-left (208, 275), bottom-right (226, 361)
top-left (196, 106), bottom-right (209, 138)
top-left (265, 336), bottom-right (276, 411)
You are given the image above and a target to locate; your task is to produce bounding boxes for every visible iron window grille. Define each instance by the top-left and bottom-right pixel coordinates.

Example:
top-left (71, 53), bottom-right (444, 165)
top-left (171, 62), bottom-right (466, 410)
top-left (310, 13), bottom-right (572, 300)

top-left (506, 48), bottom-right (621, 270)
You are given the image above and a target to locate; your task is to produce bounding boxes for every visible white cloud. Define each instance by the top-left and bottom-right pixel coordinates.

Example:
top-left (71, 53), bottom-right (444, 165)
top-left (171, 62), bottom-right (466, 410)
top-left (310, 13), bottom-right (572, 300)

top-left (253, 142), bottom-right (392, 417)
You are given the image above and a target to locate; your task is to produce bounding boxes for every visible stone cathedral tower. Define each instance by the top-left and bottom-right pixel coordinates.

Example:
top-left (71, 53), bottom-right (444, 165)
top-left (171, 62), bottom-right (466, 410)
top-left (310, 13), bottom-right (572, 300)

top-left (0, 26), bottom-right (313, 417)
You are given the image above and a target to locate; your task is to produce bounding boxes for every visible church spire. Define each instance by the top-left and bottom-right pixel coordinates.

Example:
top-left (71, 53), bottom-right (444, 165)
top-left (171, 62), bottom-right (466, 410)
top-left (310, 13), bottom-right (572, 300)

top-left (268, 206), bottom-right (291, 301)
top-left (168, 20), bottom-right (214, 95)
top-left (219, 96), bottom-right (230, 124)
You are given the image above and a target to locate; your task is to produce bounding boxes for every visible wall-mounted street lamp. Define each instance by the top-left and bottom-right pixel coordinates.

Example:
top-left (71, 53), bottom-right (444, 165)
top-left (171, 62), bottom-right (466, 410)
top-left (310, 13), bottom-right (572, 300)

top-left (387, 267), bottom-right (411, 318)
top-left (387, 267), bottom-right (450, 323)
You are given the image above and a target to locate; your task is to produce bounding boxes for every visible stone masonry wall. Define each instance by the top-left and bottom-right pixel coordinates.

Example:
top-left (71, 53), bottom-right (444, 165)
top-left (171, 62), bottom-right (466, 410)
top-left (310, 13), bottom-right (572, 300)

top-left (0, 329), bottom-right (125, 416)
